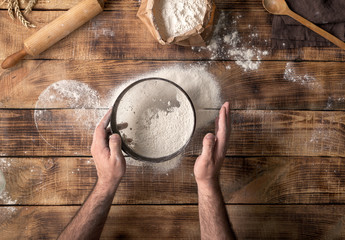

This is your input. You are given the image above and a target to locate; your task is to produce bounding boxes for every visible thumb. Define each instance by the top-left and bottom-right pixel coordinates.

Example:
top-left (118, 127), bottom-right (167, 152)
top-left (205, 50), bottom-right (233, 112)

top-left (109, 134), bottom-right (123, 161)
top-left (200, 133), bottom-right (216, 159)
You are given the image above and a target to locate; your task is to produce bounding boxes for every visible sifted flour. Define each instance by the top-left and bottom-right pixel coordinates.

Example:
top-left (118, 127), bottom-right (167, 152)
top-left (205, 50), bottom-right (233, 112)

top-left (153, 0), bottom-right (206, 39)
top-left (106, 64), bottom-right (221, 172)
top-left (106, 65), bottom-right (222, 129)
top-left (33, 65), bottom-right (221, 172)
top-left (0, 170), bottom-right (5, 195)
top-left (116, 79), bottom-right (195, 159)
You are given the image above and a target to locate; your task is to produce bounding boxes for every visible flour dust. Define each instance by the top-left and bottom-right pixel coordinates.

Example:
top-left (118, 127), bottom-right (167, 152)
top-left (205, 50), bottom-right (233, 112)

top-left (106, 65), bottom-right (222, 129)
top-left (34, 65), bottom-right (221, 173)
top-left (0, 159), bottom-right (18, 210)
top-left (284, 63), bottom-right (321, 89)
top-left (105, 64), bottom-right (221, 172)
top-left (192, 11), bottom-right (268, 71)
top-left (0, 169), bottom-right (5, 195)
top-left (34, 80), bottom-right (104, 151)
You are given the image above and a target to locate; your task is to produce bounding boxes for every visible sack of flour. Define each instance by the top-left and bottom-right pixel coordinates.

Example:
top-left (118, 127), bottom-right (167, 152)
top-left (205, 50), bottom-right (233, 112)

top-left (137, 0), bottom-right (216, 47)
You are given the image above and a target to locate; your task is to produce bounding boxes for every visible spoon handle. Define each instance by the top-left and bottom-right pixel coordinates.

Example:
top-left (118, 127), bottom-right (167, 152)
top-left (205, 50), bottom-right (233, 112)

top-left (287, 9), bottom-right (345, 50)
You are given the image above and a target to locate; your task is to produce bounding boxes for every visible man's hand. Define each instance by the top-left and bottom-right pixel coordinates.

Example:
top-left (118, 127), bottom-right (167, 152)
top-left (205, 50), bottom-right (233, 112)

top-left (59, 109), bottom-right (126, 240)
top-left (194, 102), bottom-right (235, 240)
top-left (91, 109), bottom-right (126, 190)
top-left (194, 102), bottom-right (230, 188)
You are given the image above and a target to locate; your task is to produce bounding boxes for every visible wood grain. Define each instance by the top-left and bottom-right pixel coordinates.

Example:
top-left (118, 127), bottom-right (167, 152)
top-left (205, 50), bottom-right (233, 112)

top-left (2, 60), bottom-right (345, 110)
top-left (1, 10), bottom-right (344, 61)
top-left (1, 205), bottom-right (345, 239)
top-left (1, 157), bottom-right (345, 205)
top-left (0, 109), bottom-right (345, 157)
top-left (0, 0), bottom-right (276, 11)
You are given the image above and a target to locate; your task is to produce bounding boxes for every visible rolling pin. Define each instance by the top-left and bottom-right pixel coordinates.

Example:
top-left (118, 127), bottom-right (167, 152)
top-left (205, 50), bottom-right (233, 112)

top-left (1, 0), bottom-right (105, 69)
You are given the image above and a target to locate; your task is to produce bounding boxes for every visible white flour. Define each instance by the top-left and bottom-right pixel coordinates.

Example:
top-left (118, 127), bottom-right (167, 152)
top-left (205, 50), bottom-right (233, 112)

top-left (0, 170), bottom-right (5, 194)
top-left (106, 65), bottom-right (221, 129)
top-left (116, 79), bottom-right (195, 159)
top-left (0, 159), bottom-right (17, 205)
top-left (34, 65), bottom-right (221, 172)
top-left (193, 11), bottom-right (268, 71)
top-left (107, 64), bottom-right (221, 172)
top-left (284, 63), bottom-right (321, 89)
top-left (154, 0), bottom-right (206, 39)
top-left (34, 80), bottom-right (103, 151)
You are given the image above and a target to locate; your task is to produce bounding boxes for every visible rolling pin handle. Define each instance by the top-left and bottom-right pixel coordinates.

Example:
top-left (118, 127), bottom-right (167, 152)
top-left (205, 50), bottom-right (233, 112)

top-left (1, 49), bottom-right (28, 69)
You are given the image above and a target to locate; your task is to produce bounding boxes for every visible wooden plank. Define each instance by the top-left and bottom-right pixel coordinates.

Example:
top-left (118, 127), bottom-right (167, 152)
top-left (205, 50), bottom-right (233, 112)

top-left (2, 60), bottom-right (345, 110)
top-left (0, 109), bottom-right (345, 157)
top-left (1, 205), bottom-right (345, 239)
top-left (1, 157), bottom-right (345, 205)
top-left (1, 10), bottom-right (344, 61)
top-left (0, 0), bottom-right (271, 11)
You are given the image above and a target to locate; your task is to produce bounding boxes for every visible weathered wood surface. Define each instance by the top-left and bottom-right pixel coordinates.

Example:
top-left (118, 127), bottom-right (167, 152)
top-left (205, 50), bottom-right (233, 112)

top-left (1, 109), bottom-right (345, 157)
top-left (1, 157), bottom-right (345, 205)
top-left (2, 60), bottom-right (345, 110)
top-left (0, 0), bottom-right (263, 11)
top-left (1, 205), bottom-right (345, 239)
top-left (1, 10), bottom-right (345, 61)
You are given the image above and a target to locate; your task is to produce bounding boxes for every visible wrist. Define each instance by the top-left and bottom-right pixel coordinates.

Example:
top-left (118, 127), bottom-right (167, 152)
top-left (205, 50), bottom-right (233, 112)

top-left (95, 178), bottom-right (121, 195)
top-left (196, 179), bottom-right (221, 194)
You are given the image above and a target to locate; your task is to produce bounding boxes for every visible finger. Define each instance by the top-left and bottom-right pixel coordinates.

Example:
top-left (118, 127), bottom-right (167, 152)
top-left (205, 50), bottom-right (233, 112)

top-left (98, 108), bottom-right (112, 130)
top-left (215, 116), bottom-right (219, 134)
top-left (223, 101), bottom-right (230, 129)
top-left (200, 133), bottom-right (216, 161)
top-left (109, 134), bottom-right (124, 161)
top-left (215, 106), bottom-right (227, 158)
top-left (92, 109), bottom-right (113, 148)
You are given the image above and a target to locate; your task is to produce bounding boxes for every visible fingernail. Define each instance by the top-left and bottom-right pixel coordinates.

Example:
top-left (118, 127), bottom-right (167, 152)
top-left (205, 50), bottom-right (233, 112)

top-left (206, 133), bottom-right (214, 139)
top-left (110, 134), bottom-right (120, 141)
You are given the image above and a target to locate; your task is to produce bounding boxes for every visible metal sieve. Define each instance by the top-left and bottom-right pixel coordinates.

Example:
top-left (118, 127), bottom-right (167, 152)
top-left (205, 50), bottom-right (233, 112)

top-left (110, 78), bottom-right (196, 163)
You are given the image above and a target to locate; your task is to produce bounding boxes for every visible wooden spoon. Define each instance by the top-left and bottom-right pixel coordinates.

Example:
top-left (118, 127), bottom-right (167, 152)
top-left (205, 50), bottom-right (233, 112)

top-left (262, 0), bottom-right (345, 50)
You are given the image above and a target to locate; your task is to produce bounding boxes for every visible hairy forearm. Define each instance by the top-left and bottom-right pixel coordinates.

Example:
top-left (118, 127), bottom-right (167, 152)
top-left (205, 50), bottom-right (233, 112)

top-left (197, 181), bottom-right (236, 240)
top-left (58, 181), bottom-right (119, 240)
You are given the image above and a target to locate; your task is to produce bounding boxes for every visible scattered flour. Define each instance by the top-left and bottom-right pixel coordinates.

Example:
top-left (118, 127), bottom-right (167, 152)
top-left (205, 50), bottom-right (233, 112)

top-left (0, 207), bottom-right (17, 224)
top-left (33, 65), bottom-right (221, 172)
top-left (192, 11), bottom-right (269, 71)
top-left (0, 159), bottom-right (18, 205)
top-left (0, 170), bottom-right (5, 194)
top-left (34, 80), bottom-right (104, 151)
top-left (284, 63), bottom-right (321, 89)
top-left (116, 79), bottom-right (195, 159)
top-left (153, 0), bottom-right (206, 39)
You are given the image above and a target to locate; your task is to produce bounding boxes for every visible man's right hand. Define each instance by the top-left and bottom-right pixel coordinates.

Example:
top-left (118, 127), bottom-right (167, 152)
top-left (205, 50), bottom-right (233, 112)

top-left (91, 109), bottom-right (126, 192)
top-left (194, 102), bottom-right (230, 189)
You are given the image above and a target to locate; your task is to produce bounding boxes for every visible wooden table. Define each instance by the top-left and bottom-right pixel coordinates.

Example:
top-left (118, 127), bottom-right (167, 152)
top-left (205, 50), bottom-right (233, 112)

top-left (1, 0), bottom-right (345, 239)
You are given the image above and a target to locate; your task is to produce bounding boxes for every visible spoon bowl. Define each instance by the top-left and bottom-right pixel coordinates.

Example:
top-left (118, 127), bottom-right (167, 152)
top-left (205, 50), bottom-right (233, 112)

top-left (262, 0), bottom-right (289, 15)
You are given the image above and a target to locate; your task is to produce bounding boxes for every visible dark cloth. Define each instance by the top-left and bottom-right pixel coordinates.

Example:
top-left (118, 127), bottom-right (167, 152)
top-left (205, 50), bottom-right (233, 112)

top-left (271, 0), bottom-right (345, 49)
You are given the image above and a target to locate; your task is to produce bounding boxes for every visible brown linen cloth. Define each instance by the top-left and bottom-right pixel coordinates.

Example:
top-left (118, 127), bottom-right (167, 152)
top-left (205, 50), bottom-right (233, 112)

top-left (271, 0), bottom-right (345, 49)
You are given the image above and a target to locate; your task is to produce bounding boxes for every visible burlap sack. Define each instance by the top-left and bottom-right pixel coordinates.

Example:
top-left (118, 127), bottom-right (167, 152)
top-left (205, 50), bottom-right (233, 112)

top-left (137, 0), bottom-right (216, 47)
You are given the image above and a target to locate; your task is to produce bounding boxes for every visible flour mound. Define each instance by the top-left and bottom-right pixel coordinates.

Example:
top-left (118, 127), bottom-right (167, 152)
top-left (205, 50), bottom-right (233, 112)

top-left (106, 65), bottom-right (222, 129)
top-left (116, 79), bottom-right (195, 159)
top-left (106, 64), bottom-right (221, 171)
top-left (154, 0), bottom-right (207, 38)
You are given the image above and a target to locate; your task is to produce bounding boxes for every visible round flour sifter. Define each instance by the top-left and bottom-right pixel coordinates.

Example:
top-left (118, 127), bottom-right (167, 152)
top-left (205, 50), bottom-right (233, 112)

top-left (111, 78), bottom-right (196, 163)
